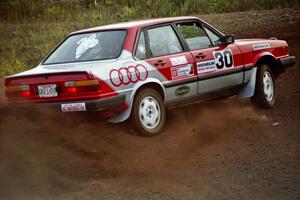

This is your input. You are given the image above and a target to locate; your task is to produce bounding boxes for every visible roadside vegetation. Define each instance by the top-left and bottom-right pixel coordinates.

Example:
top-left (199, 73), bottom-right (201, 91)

top-left (0, 0), bottom-right (298, 78)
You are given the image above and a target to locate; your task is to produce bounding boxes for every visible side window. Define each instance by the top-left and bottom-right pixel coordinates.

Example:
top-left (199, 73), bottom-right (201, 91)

top-left (177, 22), bottom-right (212, 50)
top-left (204, 27), bottom-right (223, 46)
top-left (148, 25), bottom-right (183, 57)
top-left (135, 30), bottom-right (147, 59)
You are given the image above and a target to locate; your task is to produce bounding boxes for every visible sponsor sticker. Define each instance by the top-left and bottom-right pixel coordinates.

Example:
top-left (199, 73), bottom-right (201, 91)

top-left (171, 64), bottom-right (193, 79)
top-left (61, 103), bottom-right (86, 112)
top-left (75, 34), bottom-right (99, 59)
top-left (170, 56), bottom-right (188, 66)
top-left (197, 60), bottom-right (217, 74)
top-left (253, 43), bottom-right (271, 50)
top-left (109, 64), bottom-right (148, 87)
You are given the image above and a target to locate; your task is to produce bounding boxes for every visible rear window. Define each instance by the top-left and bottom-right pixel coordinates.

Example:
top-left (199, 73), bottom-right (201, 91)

top-left (43, 30), bottom-right (127, 64)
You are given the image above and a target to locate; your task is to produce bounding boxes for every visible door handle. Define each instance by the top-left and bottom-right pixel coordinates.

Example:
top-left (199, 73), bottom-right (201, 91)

top-left (195, 53), bottom-right (207, 59)
top-left (154, 60), bottom-right (166, 66)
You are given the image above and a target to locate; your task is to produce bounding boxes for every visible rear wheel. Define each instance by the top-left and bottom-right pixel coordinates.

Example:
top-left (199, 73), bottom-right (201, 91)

top-left (131, 88), bottom-right (166, 136)
top-left (252, 64), bottom-right (276, 108)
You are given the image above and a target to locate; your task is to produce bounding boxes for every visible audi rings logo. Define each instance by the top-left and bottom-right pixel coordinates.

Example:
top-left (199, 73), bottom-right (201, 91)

top-left (109, 64), bottom-right (148, 87)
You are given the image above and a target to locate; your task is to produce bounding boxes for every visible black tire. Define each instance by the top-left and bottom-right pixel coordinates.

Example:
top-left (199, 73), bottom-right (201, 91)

top-left (252, 64), bottom-right (276, 108)
top-left (131, 88), bottom-right (166, 136)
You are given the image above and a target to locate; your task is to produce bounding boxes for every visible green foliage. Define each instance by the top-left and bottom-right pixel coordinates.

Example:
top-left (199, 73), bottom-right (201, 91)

top-left (0, 0), bottom-right (298, 22)
top-left (45, 7), bottom-right (65, 16)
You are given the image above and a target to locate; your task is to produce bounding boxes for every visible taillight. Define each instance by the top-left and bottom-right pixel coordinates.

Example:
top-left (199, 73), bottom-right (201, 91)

top-left (66, 87), bottom-right (77, 94)
top-left (64, 79), bottom-right (100, 93)
top-left (21, 90), bottom-right (31, 97)
top-left (5, 84), bottom-right (31, 97)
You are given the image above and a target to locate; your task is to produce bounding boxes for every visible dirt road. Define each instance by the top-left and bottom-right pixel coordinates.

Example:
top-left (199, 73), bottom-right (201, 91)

top-left (0, 9), bottom-right (299, 200)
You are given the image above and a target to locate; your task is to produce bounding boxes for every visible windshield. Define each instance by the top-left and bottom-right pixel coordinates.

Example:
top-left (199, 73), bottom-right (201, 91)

top-left (43, 30), bottom-right (127, 64)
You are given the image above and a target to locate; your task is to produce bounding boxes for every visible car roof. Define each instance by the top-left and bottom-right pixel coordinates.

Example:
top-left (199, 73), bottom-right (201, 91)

top-left (71, 16), bottom-right (199, 34)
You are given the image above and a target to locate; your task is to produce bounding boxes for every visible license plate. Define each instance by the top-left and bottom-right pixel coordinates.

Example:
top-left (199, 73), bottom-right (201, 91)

top-left (38, 84), bottom-right (58, 98)
top-left (61, 103), bottom-right (86, 112)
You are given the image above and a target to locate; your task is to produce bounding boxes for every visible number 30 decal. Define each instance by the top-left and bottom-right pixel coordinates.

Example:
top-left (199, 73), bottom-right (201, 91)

top-left (213, 50), bottom-right (234, 69)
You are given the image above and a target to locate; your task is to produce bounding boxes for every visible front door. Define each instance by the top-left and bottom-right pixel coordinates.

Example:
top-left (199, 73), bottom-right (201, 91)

top-left (175, 21), bottom-right (244, 94)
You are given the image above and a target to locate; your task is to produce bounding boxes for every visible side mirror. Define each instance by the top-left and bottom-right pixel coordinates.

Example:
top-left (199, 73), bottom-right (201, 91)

top-left (222, 35), bottom-right (235, 45)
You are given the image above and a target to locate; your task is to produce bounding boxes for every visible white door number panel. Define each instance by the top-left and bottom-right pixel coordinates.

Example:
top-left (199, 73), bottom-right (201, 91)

top-left (197, 49), bottom-right (234, 74)
top-left (213, 49), bottom-right (234, 69)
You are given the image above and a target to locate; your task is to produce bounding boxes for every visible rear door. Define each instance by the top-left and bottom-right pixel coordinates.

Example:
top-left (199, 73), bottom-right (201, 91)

top-left (175, 21), bottom-right (244, 94)
top-left (135, 24), bottom-right (197, 102)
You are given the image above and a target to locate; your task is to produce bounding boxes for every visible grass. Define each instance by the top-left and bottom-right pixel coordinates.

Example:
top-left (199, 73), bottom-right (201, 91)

top-left (0, 0), bottom-right (299, 78)
top-left (0, 22), bottom-right (71, 77)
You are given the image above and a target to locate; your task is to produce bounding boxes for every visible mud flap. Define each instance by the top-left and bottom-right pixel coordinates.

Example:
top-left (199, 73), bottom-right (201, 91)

top-left (108, 79), bottom-right (166, 123)
top-left (237, 67), bottom-right (257, 99)
top-left (107, 101), bottom-right (133, 123)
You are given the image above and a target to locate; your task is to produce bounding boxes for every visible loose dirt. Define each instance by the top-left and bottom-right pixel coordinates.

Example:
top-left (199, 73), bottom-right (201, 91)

top-left (0, 9), bottom-right (299, 200)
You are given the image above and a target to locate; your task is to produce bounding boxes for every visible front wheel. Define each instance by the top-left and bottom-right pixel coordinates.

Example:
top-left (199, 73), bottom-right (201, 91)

top-left (252, 64), bottom-right (276, 108)
top-left (131, 88), bottom-right (166, 136)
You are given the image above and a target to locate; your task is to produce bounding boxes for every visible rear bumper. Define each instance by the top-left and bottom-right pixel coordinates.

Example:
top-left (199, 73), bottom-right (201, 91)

top-left (46, 94), bottom-right (127, 112)
top-left (3, 94), bottom-right (126, 114)
top-left (279, 56), bottom-right (296, 69)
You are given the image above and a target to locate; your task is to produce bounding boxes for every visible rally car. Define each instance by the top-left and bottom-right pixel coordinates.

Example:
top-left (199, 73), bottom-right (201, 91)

top-left (4, 17), bottom-right (296, 136)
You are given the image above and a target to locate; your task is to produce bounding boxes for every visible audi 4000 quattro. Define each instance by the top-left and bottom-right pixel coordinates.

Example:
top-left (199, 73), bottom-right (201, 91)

top-left (4, 17), bottom-right (296, 136)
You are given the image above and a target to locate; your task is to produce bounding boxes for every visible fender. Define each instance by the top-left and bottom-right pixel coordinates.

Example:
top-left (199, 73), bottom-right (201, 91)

top-left (108, 78), bottom-right (166, 123)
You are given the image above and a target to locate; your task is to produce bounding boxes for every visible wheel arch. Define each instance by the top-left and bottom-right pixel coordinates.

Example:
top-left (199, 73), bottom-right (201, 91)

top-left (254, 52), bottom-right (280, 77)
top-left (107, 78), bottom-right (166, 123)
top-left (130, 78), bottom-right (166, 102)
top-left (238, 52), bottom-right (279, 99)
top-left (132, 80), bottom-right (166, 102)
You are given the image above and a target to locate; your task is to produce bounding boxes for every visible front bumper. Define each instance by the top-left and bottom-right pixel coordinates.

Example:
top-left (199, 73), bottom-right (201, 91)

top-left (280, 56), bottom-right (296, 69)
